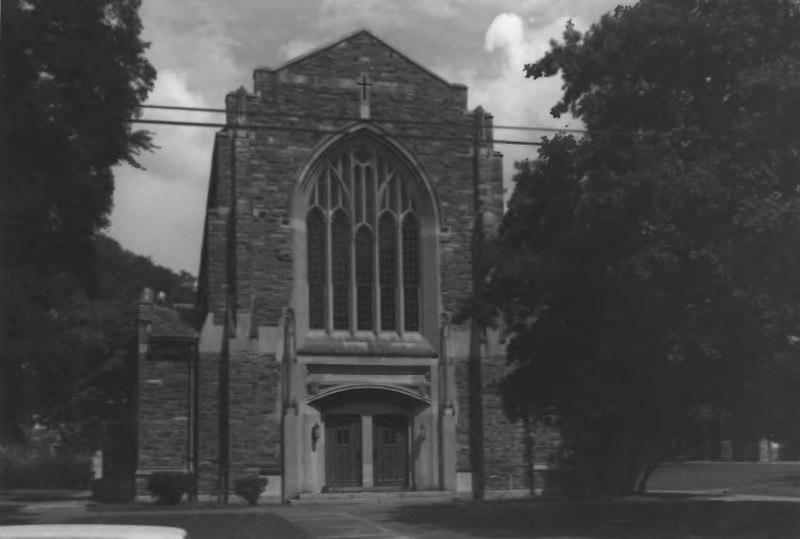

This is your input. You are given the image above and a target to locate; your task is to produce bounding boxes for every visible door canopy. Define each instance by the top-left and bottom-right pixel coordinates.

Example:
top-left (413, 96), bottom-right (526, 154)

top-left (307, 384), bottom-right (431, 407)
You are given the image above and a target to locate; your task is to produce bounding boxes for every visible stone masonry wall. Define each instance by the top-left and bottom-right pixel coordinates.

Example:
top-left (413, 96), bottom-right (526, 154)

top-left (454, 352), bottom-right (534, 491)
top-left (481, 355), bottom-right (531, 491)
top-left (478, 148), bottom-right (504, 234)
top-left (206, 134), bottom-right (232, 326)
top-left (203, 31), bottom-right (503, 332)
top-left (455, 357), bottom-right (471, 472)
top-left (231, 133), bottom-right (253, 315)
top-left (228, 351), bottom-right (282, 475)
top-left (195, 30), bottom-right (514, 494)
top-left (196, 352), bottom-right (220, 493)
top-left (138, 357), bottom-right (189, 470)
top-left (530, 422), bottom-right (562, 495)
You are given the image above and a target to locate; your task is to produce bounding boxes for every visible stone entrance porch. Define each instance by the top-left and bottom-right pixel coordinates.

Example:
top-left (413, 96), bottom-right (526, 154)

top-left (282, 359), bottom-right (456, 498)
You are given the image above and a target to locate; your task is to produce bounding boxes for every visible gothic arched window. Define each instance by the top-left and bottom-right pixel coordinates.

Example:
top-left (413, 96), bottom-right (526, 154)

top-left (306, 143), bottom-right (422, 334)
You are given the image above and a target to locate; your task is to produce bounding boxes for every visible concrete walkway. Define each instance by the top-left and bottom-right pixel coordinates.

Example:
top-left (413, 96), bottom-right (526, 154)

top-left (277, 507), bottom-right (419, 539)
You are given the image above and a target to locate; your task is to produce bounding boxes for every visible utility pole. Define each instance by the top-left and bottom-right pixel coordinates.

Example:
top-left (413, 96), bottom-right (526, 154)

top-left (468, 108), bottom-right (486, 501)
top-left (0, 0), bottom-right (5, 61)
top-left (218, 121), bottom-right (240, 504)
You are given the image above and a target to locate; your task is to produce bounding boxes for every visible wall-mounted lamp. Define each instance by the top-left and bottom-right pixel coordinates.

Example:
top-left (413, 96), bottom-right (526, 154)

top-left (419, 424), bottom-right (427, 442)
top-left (444, 400), bottom-right (455, 416)
top-left (311, 423), bottom-right (320, 451)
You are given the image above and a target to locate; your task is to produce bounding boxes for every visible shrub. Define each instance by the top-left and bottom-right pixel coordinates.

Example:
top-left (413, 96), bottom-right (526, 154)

top-left (233, 474), bottom-right (268, 506)
top-left (90, 478), bottom-right (134, 503)
top-left (147, 472), bottom-right (192, 505)
top-left (0, 449), bottom-right (92, 489)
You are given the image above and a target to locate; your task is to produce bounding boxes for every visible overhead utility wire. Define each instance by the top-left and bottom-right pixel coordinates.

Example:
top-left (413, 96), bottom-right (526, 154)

top-left (140, 103), bottom-right (746, 141)
top-left (129, 118), bottom-right (544, 147)
top-left (141, 103), bottom-right (578, 134)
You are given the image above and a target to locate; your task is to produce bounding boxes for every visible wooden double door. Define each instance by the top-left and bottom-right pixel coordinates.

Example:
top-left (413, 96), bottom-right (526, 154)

top-left (325, 415), bottom-right (362, 487)
top-left (372, 415), bottom-right (408, 486)
top-left (325, 414), bottom-right (408, 488)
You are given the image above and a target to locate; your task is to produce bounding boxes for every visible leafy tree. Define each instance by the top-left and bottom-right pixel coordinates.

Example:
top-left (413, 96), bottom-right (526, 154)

top-left (3, 234), bottom-right (196, 451)
top-left (489, 0), bottom-right (800, 493)
top-left (0, 0), bottom-right (156, 443)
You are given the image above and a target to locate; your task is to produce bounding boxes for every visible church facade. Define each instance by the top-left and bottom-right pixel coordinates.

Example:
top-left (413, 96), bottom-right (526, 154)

top-left (136, 30), bottom-right (556, 502)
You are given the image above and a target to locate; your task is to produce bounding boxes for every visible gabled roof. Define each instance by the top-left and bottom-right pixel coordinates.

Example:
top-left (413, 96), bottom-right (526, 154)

top-left (142, 303), bottom-right (198, 341)
top-left (257, 29), bottom-right (458, 88)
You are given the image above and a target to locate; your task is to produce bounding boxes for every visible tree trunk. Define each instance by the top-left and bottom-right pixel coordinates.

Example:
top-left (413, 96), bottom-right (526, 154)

top-left (633, 441), bottom-right (668, 494)
top-left (629, 437), bottom-right (668, 494)
top-left (633, 462), bottom-right (657, 494)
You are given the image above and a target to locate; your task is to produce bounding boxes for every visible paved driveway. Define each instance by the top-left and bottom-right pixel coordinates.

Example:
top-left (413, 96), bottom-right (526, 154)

top-left (275, 505), bottom-right (471, 539)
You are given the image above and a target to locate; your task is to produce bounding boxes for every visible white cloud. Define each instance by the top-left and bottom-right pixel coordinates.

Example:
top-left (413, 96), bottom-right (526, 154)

top-left (479, 12), bottom-right (584, 133)
top-left (316, 0), bottom-right (504, 31)
top-left (107, 170), bottom-right (209, 273)
top-left (151, 70), bottom-right (206, 108)
top-left (106, 0), bottom-right (635, 272)
top-left (140, 0), bottom-right (248, 104)
top-left (434, 12), bottom-right (586, 201)
top-left (280, 40), bottom-right (316, 61)
top-left (104, 1), bottom-right (251, 274)
top-left (107, 70), bottom-right (215, 274)
top-left (320, 0), bottom-right (408, 30)
top-left (139, 71), bottom-right (216, 180)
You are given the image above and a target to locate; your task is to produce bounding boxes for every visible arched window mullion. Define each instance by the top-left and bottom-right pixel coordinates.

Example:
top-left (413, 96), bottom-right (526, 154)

top-left (306, 208), bottom-right (326, 330)
top-left (306, 140), bottom-right (429, 336)
top-left (402, 212), bottom-right (421, 332)
top-left (379, 211), bottom-right (398, 332)
top-left (395, 178), bottom-right (405, 335)
top-left (355, 225), bottom-right (374, 331)
top-left (372, 162), bottom-right (381, 332)
top-left (332, 209), bottom-right (351, 331)
top-left (348, 153), bottom-right (357, 333)
top-left (325, 204), bottom-right (333, 331)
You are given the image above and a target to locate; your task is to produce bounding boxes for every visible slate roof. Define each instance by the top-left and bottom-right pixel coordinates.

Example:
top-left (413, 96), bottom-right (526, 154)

top-left (141, 303), bottom-right (197, 340)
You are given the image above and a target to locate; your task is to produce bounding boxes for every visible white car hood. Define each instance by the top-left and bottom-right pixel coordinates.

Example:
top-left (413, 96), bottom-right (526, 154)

top-left (0, 525), bottom-right (187, 539)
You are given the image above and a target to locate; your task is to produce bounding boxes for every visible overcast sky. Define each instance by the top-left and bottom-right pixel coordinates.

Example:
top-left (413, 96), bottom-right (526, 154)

top-left (107, 0), bottom-right (634, 274)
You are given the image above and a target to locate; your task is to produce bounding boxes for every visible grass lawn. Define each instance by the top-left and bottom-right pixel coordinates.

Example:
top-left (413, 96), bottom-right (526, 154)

top-left (649, 462), bottom-right (800, 497)
top-left (0, 490), bottom-right (89, 503)
top-left (383, 497), bottom-right (800, 538)
top-left (0, 503), bottom-right (32, 526)
top-left (2, 462), bottom-right (798, 538)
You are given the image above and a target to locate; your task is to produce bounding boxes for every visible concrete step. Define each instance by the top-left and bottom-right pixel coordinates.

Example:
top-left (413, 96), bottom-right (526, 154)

top-left (289, 490), bottom-right (469, 505)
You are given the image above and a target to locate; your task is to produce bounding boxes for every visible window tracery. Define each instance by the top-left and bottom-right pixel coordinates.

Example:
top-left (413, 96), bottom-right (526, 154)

top-left (305, 142), bottom-right (422, 335)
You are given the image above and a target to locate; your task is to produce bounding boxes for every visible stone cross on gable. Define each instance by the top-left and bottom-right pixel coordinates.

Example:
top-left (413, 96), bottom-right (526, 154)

top-left (356, 75), bottom-right (372, 100)
top-left (356, 73), bottom-right (372, 119)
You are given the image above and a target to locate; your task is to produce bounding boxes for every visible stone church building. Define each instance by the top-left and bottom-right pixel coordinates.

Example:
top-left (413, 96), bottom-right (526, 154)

top-left (137, 30), bottom-right (556, 502)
